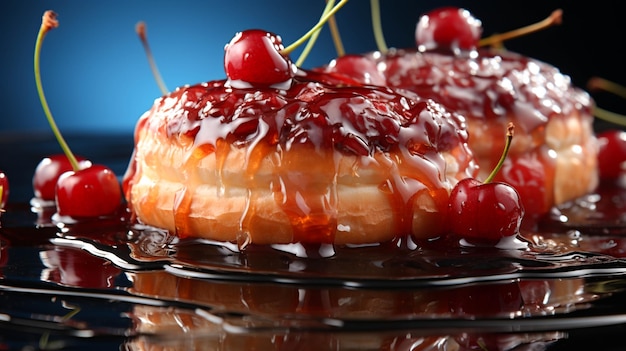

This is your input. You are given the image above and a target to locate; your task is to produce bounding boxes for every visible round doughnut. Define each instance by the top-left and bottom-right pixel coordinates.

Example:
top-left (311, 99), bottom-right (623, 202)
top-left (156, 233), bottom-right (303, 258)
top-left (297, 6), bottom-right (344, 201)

top-left (322, 48), bottom-right (598, 223)
top-left (123, 71), bottom-right (478, 245)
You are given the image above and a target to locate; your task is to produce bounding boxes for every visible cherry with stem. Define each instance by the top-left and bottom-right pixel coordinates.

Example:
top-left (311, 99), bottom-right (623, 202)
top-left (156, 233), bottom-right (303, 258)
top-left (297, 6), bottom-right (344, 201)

top-left (448, 123), bottom-right (524, 245)
top-left (410, 7), bottom-right (562, 54)
top-left (224, 0), bottom-right (348, 88)
top-left (34, 10), bottom-right (122, 219)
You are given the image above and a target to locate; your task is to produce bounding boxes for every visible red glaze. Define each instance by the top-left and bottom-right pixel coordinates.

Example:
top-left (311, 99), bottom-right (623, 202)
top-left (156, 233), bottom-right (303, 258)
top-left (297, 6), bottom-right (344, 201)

top-left (448, 178), bottom-right (524, 243)
top-left (597, 129), bottom-right (626, 180)
top-left (320, 48), bottom-right (595, 224)
top-left (124, 70), bottom-right (478, 242)
top-left (323, 49), bottom-right (592, 129)
top-left (224, 29), bottom-right (295, 87)
top-left (33, 154), bottom-right (90, 201)
top-left (56, 164), bottom-right (122, 218)
top-left (415, 7), bottom-right (482, 52)
top-left (0, 170), bottom-right (8, 209)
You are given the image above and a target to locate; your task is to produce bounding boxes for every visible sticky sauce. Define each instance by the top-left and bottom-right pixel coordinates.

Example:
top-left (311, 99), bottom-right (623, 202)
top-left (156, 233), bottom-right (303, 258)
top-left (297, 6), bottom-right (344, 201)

top-left (123, 72), bottom-right (477, 245)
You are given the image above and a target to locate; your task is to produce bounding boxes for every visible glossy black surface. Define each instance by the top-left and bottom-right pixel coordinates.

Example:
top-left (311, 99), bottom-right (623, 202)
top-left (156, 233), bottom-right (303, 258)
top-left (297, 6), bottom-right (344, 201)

top-left (2, 134), bottom-right (626, 350)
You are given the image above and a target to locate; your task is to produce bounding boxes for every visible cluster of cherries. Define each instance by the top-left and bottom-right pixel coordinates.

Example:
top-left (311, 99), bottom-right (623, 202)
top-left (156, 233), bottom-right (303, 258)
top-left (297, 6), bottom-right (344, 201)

top-left (3, 6), bottom-right (623, 247)
top-left (28, 11), bottom-right (122, 220)
top-left (221, 8), bottom-right (523, 245)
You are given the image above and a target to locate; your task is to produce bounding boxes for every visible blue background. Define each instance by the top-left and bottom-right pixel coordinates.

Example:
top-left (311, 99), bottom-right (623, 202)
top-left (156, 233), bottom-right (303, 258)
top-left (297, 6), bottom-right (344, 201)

top-left (1, 1), bottom-right (625, 136)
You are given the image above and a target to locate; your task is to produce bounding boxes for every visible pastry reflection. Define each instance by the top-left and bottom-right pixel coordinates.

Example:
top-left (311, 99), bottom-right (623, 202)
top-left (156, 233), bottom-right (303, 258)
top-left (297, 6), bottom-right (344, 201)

top-left (121, 269), bottom-right (591, 350)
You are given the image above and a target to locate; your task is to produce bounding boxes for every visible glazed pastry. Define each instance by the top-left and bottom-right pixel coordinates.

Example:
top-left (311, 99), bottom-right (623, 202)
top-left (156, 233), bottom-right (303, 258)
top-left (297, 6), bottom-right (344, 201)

top-left (123, 67), bottom-right (477, 244)
top-left (321, 8), bottom-right (598, 223)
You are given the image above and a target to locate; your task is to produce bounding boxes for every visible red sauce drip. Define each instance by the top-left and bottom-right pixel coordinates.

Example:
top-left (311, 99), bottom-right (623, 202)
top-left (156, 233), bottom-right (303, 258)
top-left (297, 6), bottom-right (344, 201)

top-left (321, 48), bottom-right (594, 228)
top-left (125, 70), bottom-right (475, 243)
top-left (174, 143), bottom-right (215, 238)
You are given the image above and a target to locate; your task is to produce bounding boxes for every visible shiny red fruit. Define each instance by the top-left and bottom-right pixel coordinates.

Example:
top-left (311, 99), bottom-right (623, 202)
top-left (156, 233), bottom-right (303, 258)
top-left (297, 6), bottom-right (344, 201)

top-left (224, 29), bottom-right (295, 87)
top-left (55, 164), bottom-right (122, 218)
top-left (0, 170), bottom-right (8, 209)
top-left (325, 54), bottom-right (386, 86)
top-left (496, 149), bottom-right (554, 227)
top-left (33, 154), bottom-right (90, 201)
top-left (448, 178), bottom-right (524, 243)
top-left (597, 129), bottom-right (626, 180)
top-left (415, 7), bottom-right (482, 52)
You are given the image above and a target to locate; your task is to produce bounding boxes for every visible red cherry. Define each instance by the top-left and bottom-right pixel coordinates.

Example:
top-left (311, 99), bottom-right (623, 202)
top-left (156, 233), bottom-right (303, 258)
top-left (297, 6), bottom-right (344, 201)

top-left (415, 7), bottom-right (482, 52)
top-left (448, 178), bottom-right (524, 243)
top-left (0, 170), bottom-right (8, 209)
top-left (55, 164), bottom-right (122, 218)
top-left (496, 149), bottom-right (554, 226)
top-left (224, 29), bottom-right (295, 87)
top-left (324, 54), bottom-right (386, 86)
top-left (597, 129), bottom-right (626, 180)
top-left (33, 154), bottom-right (90, 201)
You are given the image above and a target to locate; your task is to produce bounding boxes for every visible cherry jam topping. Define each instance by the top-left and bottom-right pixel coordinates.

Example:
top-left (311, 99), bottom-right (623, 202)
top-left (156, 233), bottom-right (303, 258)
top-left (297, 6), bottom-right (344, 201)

top-left (124, 71), bottom-right (477, 243)
top-left (325, 49), bottom-right (592, 129)
top-left (321, 48), bottom-right (595, 224)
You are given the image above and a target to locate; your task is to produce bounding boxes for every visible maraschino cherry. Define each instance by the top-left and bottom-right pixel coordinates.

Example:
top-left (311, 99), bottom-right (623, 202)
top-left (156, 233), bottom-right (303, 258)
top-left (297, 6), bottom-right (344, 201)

top-left (414, 6), bottom-right (562, 53)
top-left (224, 0), bottom-right (347, 88)
top-left (224, 29), bottom-right (295, 88)
top-left (597, 129), bottom-right (626, 181)
top-left (0, 170), bottom-right (8, 210)
top-left (415, 7), bottom-right (482, 53)
top-left (33, 154), bottom-right (90, 202)
top-left (586, 77), bottom-right (626, 181)
top-left (34, 10), bottom-right (122, 219)
top-left (448, 124), bottom-right (524, 245)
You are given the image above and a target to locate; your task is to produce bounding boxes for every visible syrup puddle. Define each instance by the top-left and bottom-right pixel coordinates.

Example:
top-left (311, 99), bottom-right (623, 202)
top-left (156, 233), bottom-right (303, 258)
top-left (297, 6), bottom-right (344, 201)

top-left (2, 182), bottom-right (626, 349)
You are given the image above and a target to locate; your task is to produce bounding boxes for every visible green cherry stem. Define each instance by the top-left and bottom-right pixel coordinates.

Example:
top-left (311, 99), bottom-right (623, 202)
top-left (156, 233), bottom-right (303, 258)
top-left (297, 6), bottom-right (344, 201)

top-left (484, 123), bottom-right (514, 184)
top-left (587, 77), bottom-right (626, 127)
top-left (587, 77), bottom-right (626, 99)
top-left (479, 9), bottom-right (562, 48)
top-left (593, 107), bottom-right (626, 127)
top-left (295, 0), bottom-right (336, 66)
top-left (370, 0), bottom-right (388, 53)
top-left (327, 2), bottom-right (346, 57)
top-left (136, 21), bottom-right (169, 95)
top-left (34, 10), bottom-right (80, 172)
top-left (281, 0), bottom-right (349, 56)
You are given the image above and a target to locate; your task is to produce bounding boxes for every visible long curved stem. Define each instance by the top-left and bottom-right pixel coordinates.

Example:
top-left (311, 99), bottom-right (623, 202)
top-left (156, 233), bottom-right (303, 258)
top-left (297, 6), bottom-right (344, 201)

top-left (34, 11), bottom-right (79, 171)
top-left (479, 9), bottom-right (562, 48)
top-left (327, 6), bottom-right (345, 57)
top-left (593, 107), bottom-right (626, 127)
top-left (370, 0), bottom-right (388, 53)
top-left (282, 0), bottom-right (349, 56)
top-left (136, 22), bottom-right (169, 95)
top-left (484, 123), bottom-right (514, 184)
top-left (295, 0), bottom-right (336, 66)
top-left (587, 77), bottom-right (626, 126)
top-left (588, 77), bottom-right (626, 99)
